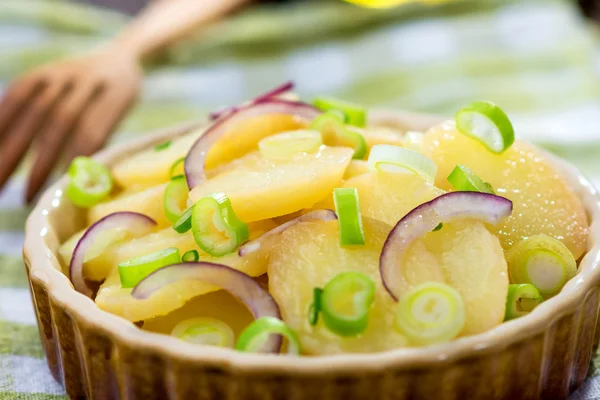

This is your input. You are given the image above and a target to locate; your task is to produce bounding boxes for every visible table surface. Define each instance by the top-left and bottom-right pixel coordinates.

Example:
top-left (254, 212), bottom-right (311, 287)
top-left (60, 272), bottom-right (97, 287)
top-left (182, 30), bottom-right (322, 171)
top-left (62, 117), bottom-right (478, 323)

top-left (2, 0), bottom-right (600, 398)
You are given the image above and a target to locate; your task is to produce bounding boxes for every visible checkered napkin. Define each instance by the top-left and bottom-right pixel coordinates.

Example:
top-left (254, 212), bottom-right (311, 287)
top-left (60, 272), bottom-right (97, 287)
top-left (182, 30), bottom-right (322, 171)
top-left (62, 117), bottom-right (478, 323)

top-left (1, 0), bottom-right (600, 398)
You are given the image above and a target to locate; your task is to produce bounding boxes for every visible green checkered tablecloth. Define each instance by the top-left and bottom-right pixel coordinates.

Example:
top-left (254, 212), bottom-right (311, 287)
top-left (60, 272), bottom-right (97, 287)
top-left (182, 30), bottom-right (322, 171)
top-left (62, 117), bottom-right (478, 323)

top-left (2, 0), bottom-right (600, 398)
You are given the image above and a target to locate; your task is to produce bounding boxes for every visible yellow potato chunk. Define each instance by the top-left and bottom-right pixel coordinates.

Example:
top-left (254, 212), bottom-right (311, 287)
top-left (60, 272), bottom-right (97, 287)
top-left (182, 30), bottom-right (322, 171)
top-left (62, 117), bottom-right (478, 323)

top-left (190, 146), bottom-right (353, 222)
top-left (112, 128), bottom-right (204, 189)
top-left (88, 183), bottom-right (169, 227)
top-left (268, 218), bottom-right (408, 354)
top-left (206, 113), bottom-right (308, 169)
top-left (423, 122), bottom-right (588, 259)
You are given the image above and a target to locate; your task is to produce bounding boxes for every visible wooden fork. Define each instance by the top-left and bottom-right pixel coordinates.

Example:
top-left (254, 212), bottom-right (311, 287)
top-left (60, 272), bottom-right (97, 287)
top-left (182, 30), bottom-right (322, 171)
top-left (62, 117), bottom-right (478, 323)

top-left (0, 0), bottom-right (249, 203)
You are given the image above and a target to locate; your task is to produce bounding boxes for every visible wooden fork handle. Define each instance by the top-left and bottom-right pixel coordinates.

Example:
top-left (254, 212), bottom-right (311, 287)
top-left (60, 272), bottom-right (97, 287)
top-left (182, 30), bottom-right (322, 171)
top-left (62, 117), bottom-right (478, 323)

top-left (115, 0), bottom-right (251, 60)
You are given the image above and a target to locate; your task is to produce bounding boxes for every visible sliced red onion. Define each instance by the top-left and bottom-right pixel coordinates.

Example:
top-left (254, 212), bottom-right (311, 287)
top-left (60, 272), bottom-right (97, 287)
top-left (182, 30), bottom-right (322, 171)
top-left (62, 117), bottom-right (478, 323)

top-left (132, 262), bottom-right (283, 353)
top-left (185, 99), bottom-right (321, 189)
top-left (238, 209), bottom-right (337, 257)
top-left (70, 212), bottom-right (157, 297)
top-left (380, 192), bottom-right (513, 301)
top-left (209, 81), bottom-right (294, 121)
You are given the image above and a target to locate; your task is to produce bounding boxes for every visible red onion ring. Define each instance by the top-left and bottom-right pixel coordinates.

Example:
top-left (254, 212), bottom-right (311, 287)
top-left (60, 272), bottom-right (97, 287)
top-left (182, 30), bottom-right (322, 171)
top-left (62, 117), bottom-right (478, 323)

top-left (132, 262), bottom-right (283, 353)
top-left (70, 212), bottom-right (157, 297)
top-left (209, 81), bottom-right (294, 121)
top-left (185, 99), bottom-right (321, 189)
top-left (238, 209), bottom-right (337, 257)
top-left (380, 192), bottom-right (513, 301)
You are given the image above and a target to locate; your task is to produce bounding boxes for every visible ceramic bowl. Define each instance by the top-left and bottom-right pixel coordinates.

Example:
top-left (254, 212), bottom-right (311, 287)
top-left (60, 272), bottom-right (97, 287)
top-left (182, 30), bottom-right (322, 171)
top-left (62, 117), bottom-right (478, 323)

top-left (23, 110), bottom-right (600, 400)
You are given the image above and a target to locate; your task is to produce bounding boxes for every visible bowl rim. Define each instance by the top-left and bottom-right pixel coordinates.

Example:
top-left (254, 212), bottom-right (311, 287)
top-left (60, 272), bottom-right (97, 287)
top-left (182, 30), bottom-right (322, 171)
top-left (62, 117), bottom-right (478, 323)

top-left (23, 110), bottom-right (600, 376)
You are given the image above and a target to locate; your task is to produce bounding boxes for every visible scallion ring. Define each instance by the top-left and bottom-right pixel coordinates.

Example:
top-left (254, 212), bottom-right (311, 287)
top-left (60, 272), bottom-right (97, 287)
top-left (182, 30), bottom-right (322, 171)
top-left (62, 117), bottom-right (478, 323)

top-left (394, 282), bottom-right (465, 345)
top-left (235, 316), bottom-right (301, 355)
top-left (321, 272), bottom-right (375, 337)
top-left (173, 207), bottom-right (193, 234)
top-left (118, 247), bottom-right (181, 288)
top-left (163, 175), bottom-right (189, 224)
top-left (154, 140), bottom-right (172, 151)
top-left (182, 249), bottom-right (199, 263)
top-left (313, 96), bottom-right (366, 127)
top-left (447, 165), bottom-right (494, 194)
top-left (192, 192), bottom-right (249, 256)
top-left (65, 156), bottom-right (113, 208)
top-left (333, 188), bottom-right (365, 246)
top-left (170, 157), bottom-right (186, 179)
top-left (171, 317), bottom-right (235, 347)
top-left (504, 284), bottom-right (543, 321)
top-left (308, 287), bottom-right (323, 326)
top-left (455, 100), bottom-right (514, 154)
top-left (310, 111), bottom-right (367, 159)
top-left (506, 234), bottom-right (577, 298)
top-left (367, 144), bottom-right (437, 183)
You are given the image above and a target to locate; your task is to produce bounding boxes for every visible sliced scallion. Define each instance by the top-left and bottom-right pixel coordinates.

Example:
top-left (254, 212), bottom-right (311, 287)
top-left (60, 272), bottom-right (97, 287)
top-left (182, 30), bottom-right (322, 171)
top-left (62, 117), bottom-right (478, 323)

top-left (258, 129), bottom-right (322, 160)
top-left (506, 234), bottom-right (577, 298)
top-left (321, 272), bottom-right (375, 337)
top-left (192, 192), bottom-right (249, 256)
top-left (171, 317), bottom-right (235, 347)
top-left (367, 144), bottom-right (437, 183)
top-left (173, 207), bottom-right (193, 234)
top-left (163, 175), bottom-right (189, 224)
top-left (394, 282), bottom-right (465, 345)
top-left (447, 165), bottom-right (494, 194)
top-left (235, 316), bottom-right (301, 355)
top-left (310, 111), bottom-right (367, 159)
top-left (455, 100), bottom-right (514, 154)
top-left (308, 287), bottom-right (323, 326)
top-left (182, 249), bottom-right (199, 263)
top-left (504, 283), bottom-right (543, 321)
top-left (170, 157), bottom-right (186, 179)
top-left (65, 156), bottom-right (113, 208)
top-left (118, 247), bottom-right (181, 288)
top-left (154, 140), bottom-right (172, 151)
top-left (333, 188), bottom-right (365, 246)
top-left (313, 96), bottom-right (366, 127)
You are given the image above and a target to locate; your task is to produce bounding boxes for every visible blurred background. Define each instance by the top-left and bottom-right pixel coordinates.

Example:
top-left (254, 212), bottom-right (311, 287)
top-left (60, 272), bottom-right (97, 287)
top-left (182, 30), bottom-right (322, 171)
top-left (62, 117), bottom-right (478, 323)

top-left (0, 0), bottom-right (600, 397)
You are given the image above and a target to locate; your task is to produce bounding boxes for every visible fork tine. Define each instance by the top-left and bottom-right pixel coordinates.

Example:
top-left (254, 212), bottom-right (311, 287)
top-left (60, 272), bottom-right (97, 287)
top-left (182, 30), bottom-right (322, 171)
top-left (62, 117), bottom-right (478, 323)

top-left (66, 88), bottom-right (137, 161)
top-left (0, 77), bottom-right (42, 138)
top-left (25, 83), bottom-right (102, 203)
top-left (0, 82), bottom-right (65, 191)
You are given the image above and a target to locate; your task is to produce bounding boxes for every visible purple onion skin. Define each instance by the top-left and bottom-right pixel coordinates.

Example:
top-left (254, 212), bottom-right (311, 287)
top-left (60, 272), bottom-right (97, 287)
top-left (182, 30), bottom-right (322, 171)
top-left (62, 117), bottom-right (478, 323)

top-left (379, 192), bottom-right (513, 301)
top-left (69, 212), bottom-right (157, 297)
top-left (131, 262), bottom-right (283, 353)
top-left (184, 99), bottom-right (321, 190)
top-left (238, 209), bottom-right (337, 257)
top-left (209, 81), bottom-right (295, 121)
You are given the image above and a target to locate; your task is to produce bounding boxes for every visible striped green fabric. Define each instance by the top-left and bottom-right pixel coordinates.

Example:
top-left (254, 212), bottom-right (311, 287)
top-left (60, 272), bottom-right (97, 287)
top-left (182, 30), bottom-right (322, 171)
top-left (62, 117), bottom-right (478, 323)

top-left (1, 0), bottom-right (600, 398)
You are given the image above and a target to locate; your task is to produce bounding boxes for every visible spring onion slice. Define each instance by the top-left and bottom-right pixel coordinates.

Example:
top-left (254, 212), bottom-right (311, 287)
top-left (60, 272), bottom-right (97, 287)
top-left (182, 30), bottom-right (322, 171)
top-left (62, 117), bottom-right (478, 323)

top-left (154, 140), bottom-right (172, 151)
top-left (170, 157), bottom-right (186, 179)
top-left (258, 129), bottom-right (323, 160)
top-left (171, 317), bottom-right (235, 347)
top-left (506, 234), bottom-right (577, 298)
top-left (66, 156), bottom-right (113, 208)
top-left (504, 284), bottom-right (543, 321)
top-left (368, 144), bottom-right (437, 183)
top-left (310, 111), bottom-right (367, 159)
top-left (163, 175), bottom-right (189, 224)
top-left (173, 207), bottom-right (193, 234)
top-left (394, 282), bottom-right (465, 345)
top-left (308, 287), bottom-right (323, 326)
top-left (432, 223), bottom-right (443, 232)
top-left (118, 247), bottom-right (180, 288)
top-left (192, 192), bottom-right (249, 256)
top-left (236, 316), bottom-right (301, 355)
top-left (455, 100), bottom-right (514, 154)
top-left (321, 272), bottom-right (375, 337)
top-left (333, 188), bottom-right (365, 246)
top-left (403, 131), bottom-right (425, 152)
top-left (182, 249), bottom-right (199, 263)
top-left (447, 165), bottom-right (494, 194)
top-left (313, 96), bottom-right (366, 127)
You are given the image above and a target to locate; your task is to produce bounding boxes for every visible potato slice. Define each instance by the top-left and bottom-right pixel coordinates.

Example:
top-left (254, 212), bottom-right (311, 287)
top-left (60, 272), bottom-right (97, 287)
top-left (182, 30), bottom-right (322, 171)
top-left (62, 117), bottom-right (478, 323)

top-left (190, 146), bottom-right (353, 222)
top-left (112, 128), bottom-right (204, 189)
top-left (423, 122), bottom-right (588, 259)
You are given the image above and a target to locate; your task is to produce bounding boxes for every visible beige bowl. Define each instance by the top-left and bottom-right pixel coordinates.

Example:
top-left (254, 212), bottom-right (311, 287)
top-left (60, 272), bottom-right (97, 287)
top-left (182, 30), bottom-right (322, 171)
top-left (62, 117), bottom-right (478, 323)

top-left (23, 111), bottom-right (600, 400)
